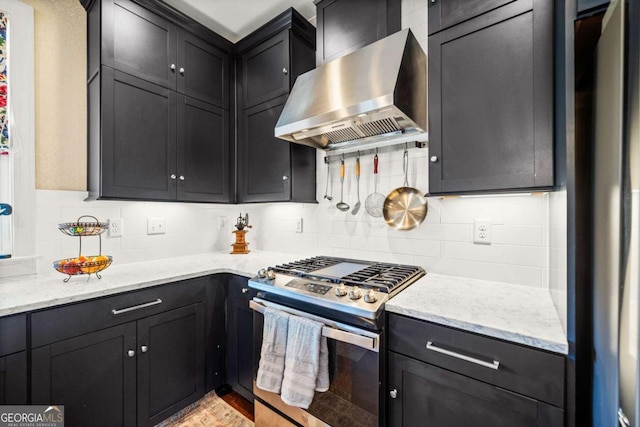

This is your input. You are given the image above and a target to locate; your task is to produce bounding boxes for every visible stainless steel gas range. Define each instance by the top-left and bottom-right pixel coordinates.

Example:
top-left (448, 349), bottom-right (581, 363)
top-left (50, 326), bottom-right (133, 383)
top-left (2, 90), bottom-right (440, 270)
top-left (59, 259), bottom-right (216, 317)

top-left (248, 256), bottom-right (425, 427)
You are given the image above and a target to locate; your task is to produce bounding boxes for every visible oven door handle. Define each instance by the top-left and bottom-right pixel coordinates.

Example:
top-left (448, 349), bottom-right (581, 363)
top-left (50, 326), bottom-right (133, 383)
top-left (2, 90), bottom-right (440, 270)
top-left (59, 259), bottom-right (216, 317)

top-left (249, 299), bottom-right (379, 352)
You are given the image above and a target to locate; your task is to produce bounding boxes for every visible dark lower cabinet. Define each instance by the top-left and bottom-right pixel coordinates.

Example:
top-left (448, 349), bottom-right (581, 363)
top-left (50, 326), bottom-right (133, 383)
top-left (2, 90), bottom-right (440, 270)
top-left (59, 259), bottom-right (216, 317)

top-left (30, 278), bottom-right (212, 427)
top-left (137, 303), bottom-right (205, 426)
top-left (226, 275), bottom-right (257, 401)
top-left (0, 313), bottom-right (27, 404)
top-left (428, 0), bottom-right (554, 195)
top-left (388, 352), bottom-right (563, 427)
top-left (0, 351), bottom-right (27, 404)
top-left (32, 323), bottom-right (137, 427)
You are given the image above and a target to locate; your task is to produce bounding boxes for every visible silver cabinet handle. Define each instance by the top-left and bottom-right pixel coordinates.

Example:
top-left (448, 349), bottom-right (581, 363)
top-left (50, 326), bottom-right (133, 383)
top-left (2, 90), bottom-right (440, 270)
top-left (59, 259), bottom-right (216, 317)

top-left (128, 350), bottom-right (135, 358)
top-left (389, 389), bottom-right (398, 399)
top-left (170, 174), bottom-right (177, 180)
top-left (242, 288), bottom-right (249, 294)
top-left (141, 345), bottom-right (148, 353)
top-left (179, 67), bottom-right (185, 75)
top-left (426, 341), bottom-right (500, 370)
top-left (112, 299), bottom-right (163, 315)
top-left (170, 64), bottom-right (176, 71)
top-left (179, 175), bottom-right (185, 181)
top-left (282, 67), bottom-right (288, 74)
top-left (282, 175), bottom-right (289, 181)
top-left (430, 156), bottom-right (439, 163)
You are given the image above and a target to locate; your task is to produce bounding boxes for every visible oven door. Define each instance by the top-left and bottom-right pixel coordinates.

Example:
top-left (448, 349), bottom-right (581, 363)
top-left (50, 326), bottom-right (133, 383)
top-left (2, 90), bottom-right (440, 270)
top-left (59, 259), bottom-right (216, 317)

top-left (250, 298), bottom-right (382, 427)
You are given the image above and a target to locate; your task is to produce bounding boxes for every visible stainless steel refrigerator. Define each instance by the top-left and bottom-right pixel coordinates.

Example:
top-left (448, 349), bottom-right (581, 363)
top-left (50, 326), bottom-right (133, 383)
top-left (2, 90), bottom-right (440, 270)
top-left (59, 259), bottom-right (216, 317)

top-left (592, 0), bottom-right (640, 425)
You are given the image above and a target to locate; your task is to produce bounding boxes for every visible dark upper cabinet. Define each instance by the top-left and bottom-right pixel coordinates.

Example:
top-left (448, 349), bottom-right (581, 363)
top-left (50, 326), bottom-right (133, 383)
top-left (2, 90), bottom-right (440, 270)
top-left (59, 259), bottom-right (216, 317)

top-left (177, 95), bottom-right (230, 203)
top-left (226, 275), bottom-right (258, 401)
top-left (428, 0), bottom-right (516, 35)
top-left (137, 303), bottom-right (205, 427)
top-left (388, 352), bottom-right (563, 427)
top-left (86, 0), bottom-right (233, 203)
top-left (243, 30), bottom-right (291, 109)
top-left (103, 0), bottom-right (178, 90)
top-left (315, 0), bottom-right (401, 65)
top-left (428, 0), bottom-right (554, 195)
top-left (99, 68), bottom-right (177, 201)
top-left (178, 30), bottom-right (230, 108)
top-left (236, 10), bottom-right (317, 203)
top-left (0, 314), bottom-right (27, 405)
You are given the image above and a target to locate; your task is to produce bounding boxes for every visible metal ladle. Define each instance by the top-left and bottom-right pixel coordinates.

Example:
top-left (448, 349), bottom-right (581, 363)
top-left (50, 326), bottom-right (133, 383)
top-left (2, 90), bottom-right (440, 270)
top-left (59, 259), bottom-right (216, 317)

top-left (336, 157), bottom-right (350, 211)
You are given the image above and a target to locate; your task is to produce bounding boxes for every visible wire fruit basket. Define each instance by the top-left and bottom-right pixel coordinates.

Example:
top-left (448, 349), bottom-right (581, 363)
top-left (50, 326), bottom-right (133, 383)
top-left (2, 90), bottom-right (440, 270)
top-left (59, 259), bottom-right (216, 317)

top-left (53, 215), bottom-right (113, 282)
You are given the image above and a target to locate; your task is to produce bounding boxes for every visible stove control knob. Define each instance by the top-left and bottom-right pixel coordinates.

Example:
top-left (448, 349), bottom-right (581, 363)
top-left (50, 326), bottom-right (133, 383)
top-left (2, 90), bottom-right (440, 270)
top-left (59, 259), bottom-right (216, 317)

top-left (349, 287), bottom-right (362, 300)
top-left (335, 283), bottom-right (348, 297)
top-left (266, 270), bottom-right (276, 281)
top-left (258, 269), bottom-right (267, 279)
top-left (364, 290), bottom-right (377, 304)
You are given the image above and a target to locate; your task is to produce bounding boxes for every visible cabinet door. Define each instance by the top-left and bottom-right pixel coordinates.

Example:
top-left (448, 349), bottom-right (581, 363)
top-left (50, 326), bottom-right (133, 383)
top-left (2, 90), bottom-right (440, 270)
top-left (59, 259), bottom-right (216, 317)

top-left (428, 0), bottom-right (553, 194)
top-left (0, 352), bottom-right (27, 404)
top-left (242, 31), bottom-right (290, 109)
top-left (177, 31), bottom-right (229, 108)
top-left (388, 352), bottom-right (563, 427)
top-left (238, 96), bottom-right (292, 202)
top-left (177, 95), bottom-right (230, 202)
top-left (315, 0), bottom-right (401, 64)
top-left (101, 67), bottom-right (177, 200)
top-left (103, 0), bottom-right (178, 89)
top-left (31, 323), bottom-right (137, 427)
top-left (428, 0), bottom-right (516, 35)
top-left (137, 303), bottom-right (205, 427)
top-left (226, 275), bottom-right (258, 401)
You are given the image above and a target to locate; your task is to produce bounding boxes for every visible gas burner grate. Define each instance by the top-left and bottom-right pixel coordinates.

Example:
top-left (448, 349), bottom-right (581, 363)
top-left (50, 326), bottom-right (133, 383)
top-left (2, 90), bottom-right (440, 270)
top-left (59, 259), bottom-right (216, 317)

top-left (270, 256), bottom-right (425, 295)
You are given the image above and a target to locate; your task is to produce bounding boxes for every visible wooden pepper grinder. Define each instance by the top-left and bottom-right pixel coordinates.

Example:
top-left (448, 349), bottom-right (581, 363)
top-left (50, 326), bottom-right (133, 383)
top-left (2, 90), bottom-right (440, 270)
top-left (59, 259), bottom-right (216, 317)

top-left (231, 213), bottom-right (252, 254)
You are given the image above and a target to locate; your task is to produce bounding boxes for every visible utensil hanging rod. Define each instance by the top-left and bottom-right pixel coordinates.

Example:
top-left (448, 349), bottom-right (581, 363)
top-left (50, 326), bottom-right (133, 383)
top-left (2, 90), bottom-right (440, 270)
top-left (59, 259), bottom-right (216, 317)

top-left (323, 140), bottom-right (426, 164)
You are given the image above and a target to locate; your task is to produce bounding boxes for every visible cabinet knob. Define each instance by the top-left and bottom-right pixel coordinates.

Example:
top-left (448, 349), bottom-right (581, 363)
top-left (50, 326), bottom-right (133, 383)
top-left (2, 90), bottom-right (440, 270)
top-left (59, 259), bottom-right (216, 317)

top-left (141, 345), bottom-right (148, 353)
top-left (430, 155), bottom-right (439, 163)
top-left (170, 64), bottom-right (176, 71)
top-left (282, 67), bottom-right (288, 75)
top-left (389, 389), bottom-right (398, 399)
top-left (170, 174), bottom-right (177, 180)
top-left (242, 287), bottom-right (249, 294)
top-left (431, 0), bottom-right (436, 3)
top-left (128, 350), bottom-right (135, 358)
top-left (282, 175), bottom-right (289, 181)
top-left (179, 175), bottom-right (185, 181)
top-left (179, 67), bottom-right (185, 75)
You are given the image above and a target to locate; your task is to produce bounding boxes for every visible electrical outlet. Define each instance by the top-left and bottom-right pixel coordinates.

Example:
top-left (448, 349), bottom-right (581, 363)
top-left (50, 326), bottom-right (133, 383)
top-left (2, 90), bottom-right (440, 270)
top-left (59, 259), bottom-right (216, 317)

top-left (109, 218), bottom-right (123, 237)
top-left (474, 218), bottom-right (492, 244)
top-left (218, 216), bottom-right (227, 230)
top-left (295, 217), bottom-right (303, 233)
top-left (147, 217), bottom-right (166, 235)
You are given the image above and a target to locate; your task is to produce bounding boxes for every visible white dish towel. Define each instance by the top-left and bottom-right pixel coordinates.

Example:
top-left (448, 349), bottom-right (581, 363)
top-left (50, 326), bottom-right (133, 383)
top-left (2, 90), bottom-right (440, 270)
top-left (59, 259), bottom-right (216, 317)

top-left (256, 307), bottom-right (290, 393)
top-left (281, 315), bottom-right (326, 408)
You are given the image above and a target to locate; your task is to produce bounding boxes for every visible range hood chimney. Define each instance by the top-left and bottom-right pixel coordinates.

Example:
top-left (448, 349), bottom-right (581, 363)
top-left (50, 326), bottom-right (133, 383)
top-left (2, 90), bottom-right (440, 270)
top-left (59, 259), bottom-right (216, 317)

top-left (274, 29), bottom-right (427, 153)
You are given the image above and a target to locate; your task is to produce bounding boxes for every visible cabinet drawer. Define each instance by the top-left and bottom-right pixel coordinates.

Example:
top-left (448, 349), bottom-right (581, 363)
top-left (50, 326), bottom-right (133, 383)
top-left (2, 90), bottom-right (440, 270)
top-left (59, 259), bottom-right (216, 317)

top-left (0, 314), bottom-right (26, 357)
top-left (31, 277), bottom-right (209, 348)
top-left (388, 314), bottom-right (564, 407)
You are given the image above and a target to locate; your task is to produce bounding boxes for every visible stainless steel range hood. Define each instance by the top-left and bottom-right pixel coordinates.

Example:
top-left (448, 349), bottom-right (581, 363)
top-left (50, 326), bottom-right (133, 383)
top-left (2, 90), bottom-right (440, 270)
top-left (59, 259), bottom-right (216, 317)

top-left (275, 29), bottom-right (427, 152)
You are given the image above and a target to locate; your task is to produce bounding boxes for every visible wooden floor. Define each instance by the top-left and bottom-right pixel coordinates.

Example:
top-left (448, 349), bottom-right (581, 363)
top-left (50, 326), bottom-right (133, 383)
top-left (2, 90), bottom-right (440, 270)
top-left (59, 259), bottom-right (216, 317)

top-left (220, 391), bottom-right (255, 422)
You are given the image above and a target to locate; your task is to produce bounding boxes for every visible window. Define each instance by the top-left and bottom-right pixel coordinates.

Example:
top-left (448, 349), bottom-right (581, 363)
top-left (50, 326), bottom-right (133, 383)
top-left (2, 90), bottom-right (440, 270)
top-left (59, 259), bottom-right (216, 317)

top-left (0, 0), bottom-right (35, 277)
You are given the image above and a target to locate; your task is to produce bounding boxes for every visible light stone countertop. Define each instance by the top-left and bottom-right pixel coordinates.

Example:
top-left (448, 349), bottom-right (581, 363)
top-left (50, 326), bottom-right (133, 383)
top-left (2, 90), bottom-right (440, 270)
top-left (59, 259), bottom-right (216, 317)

top-left (386, 273), bottom-right (568, 354)
top-left (0, 251), bottom-right (294, 317)
top-left (1, 253), bottom-right (568, 355)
